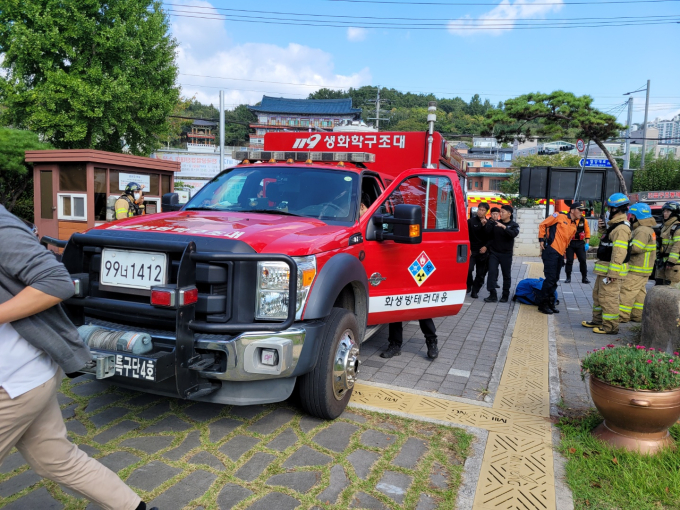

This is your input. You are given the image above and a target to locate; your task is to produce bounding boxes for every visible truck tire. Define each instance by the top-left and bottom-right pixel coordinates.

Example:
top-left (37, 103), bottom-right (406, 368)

top-left (298, 307), bottom-right (360, 419)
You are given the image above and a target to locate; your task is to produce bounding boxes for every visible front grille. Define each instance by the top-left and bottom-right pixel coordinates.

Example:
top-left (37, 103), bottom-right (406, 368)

top-left (82, 248), bottom-right (231, 327)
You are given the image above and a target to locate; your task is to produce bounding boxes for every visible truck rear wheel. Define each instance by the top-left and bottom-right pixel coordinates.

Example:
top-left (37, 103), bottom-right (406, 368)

top-left (298, 307), bottom-right (360, 419)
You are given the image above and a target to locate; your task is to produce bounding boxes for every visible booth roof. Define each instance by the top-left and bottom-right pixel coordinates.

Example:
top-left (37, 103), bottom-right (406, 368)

top-left (24, 149), bottom-right (181, 173)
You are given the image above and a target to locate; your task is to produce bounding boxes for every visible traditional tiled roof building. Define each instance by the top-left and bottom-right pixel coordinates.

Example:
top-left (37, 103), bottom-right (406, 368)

top-left (247, 96), bottom-right (362, 148)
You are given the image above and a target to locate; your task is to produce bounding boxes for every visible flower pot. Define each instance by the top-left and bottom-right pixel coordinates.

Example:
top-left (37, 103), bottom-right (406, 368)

top-left (589, 376), bottom-right (680, 454)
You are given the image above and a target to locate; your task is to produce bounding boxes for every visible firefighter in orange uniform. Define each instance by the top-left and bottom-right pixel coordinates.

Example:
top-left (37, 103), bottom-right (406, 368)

top-left (564, 203), bottom-right (591, 284)
top-left (537, 203), bottom-right (582, 314)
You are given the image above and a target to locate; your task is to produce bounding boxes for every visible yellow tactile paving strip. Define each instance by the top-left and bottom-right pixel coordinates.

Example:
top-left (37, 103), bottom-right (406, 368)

top-left (350, 263), bottom-right (557, 509)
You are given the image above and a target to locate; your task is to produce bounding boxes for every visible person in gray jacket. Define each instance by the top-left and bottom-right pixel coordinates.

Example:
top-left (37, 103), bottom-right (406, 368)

top-left (0, 206), bottom-right (156, 510)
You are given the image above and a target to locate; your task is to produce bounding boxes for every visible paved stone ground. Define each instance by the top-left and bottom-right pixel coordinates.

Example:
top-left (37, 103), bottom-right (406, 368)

top-left (0, 378), bottom-right (472, 510)
top-left (359, 259), bottom-right (527, 401)
top-left (553, 260), bottom-right (642, 411)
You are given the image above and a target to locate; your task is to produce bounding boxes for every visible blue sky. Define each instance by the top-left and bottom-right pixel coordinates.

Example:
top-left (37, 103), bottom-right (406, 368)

top-left (168, 0), bottom-right (680, 124)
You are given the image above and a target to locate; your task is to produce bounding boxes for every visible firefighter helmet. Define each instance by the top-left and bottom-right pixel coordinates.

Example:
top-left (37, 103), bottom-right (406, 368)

top-left (628, 203), bottom-right (652, 221)
top-left (606, 193), bottom-right (630, 207)
top-left (124, 182), bottom-right (143, 196)
top-left (661, 201), bottom-right (680, 216)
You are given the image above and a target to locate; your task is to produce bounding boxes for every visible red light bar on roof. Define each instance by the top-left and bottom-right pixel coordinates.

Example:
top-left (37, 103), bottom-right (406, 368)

top-left (234, 151), bottom-right (375, 164)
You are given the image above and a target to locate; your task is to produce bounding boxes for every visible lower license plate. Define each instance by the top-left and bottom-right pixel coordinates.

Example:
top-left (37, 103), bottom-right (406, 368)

top-left (115, 354), bottom-right (157, 381)
top-left (100, 249), bottom-right (167, 290)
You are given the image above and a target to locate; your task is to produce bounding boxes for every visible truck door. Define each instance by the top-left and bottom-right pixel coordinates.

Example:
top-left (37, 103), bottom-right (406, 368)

top-left (362, 170), bottom-right (469, 325)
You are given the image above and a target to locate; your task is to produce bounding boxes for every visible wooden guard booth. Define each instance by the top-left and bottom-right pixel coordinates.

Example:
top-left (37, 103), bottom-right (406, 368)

top-left (25, 150), bottom-right (181, 243)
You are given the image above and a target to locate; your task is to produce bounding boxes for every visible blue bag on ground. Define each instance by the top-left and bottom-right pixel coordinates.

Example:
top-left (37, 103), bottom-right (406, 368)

top-left (512, 278), bottom-right (559, 305)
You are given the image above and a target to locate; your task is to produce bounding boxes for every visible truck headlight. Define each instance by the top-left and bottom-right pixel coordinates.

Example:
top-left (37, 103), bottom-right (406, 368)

top-left (256, 256), bottom-right (316, 320)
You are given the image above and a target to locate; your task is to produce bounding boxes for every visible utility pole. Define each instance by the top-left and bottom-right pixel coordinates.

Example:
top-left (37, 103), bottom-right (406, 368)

top-left (366, 86), bottom-right (389, 129)
top-left (624, 97), bottom-right (634, 170)
top-left (641, 79), bottom-right (651, 169)
top-left (219, 90), bottom-right (225, 171)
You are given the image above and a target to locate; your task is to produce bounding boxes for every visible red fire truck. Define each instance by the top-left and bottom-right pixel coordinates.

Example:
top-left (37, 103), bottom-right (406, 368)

top-left (50, 130), bottom-right (469, 419)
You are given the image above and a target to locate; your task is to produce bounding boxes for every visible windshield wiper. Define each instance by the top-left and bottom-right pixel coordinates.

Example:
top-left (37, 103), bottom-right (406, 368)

top-left (248, 209), bottom-right (303, 217)
top-left (184, 205), bottom-right (229, 211)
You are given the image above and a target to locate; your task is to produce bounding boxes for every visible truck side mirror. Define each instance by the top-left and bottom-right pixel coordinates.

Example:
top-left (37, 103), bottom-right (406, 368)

top-left (161, 193), bottom-right (182, 212)
top-left (368, 204), bottom-right (422, 244)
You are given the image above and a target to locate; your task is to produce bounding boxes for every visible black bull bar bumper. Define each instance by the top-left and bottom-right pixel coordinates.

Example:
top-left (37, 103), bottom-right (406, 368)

top-left (57, 233), bottom-right (299, 400)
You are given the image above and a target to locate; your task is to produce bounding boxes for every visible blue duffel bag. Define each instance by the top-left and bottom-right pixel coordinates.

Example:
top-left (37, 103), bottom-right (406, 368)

top-left (512, 277), bottom-right (559, 305)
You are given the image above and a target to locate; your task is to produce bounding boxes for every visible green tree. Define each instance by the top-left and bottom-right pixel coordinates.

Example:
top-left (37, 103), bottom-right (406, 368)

top-left (632, 154), bottom-right (680, 192)
top-left (486, 91), bottom-right (628, 193)
top-left (0, 0), bottom-right (179, 156)
top-left (223, 105), bottom-right (256, 147)
top-left (0, 128), bottom-right (52, 217)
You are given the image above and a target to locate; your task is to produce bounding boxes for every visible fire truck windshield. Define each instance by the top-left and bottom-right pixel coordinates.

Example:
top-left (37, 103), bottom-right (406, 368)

top-left (184, 166), bottom-right (360, 224)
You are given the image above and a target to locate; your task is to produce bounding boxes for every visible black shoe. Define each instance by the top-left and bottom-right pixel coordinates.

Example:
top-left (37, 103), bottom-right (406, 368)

top-left (548, 297), bottom-right (560, 313)
top-left (564, 276), bottom-right (571, 283)
top-left (538, 302), bottom-right (554, 314)
top-left (484, 293), bottom-right (498, 303)
top-left (380, 344), bottom-right (402, 358)
top-left (582, 277), bottom-right (590, 284)
top-left (470, 290), bottom-right (479, 299)
top-left (426, 338), bottom-right (438, 360)
top-left (499, 294), bottom-right (509, 303)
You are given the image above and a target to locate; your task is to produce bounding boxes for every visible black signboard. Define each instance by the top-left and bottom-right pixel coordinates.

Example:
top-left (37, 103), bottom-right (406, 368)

top-left (519, 167), bottom-right (633, 201)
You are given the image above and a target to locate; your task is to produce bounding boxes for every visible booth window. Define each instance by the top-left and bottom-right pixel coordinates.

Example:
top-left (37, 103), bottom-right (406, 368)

top-left (94, 168), bottom-right (107, 221)
top-left (40, 171), bottom-right (54, 219)
top-left (59, 164), bottom-right (87, 191)
top-left (58, 194), bottom-right (87, 221)
top-left (161, 175), bottom-right (171, 196)
top-left (149, 174), bottom-right (159, 196)
top-left (109, 170), bottom-right (120, 194)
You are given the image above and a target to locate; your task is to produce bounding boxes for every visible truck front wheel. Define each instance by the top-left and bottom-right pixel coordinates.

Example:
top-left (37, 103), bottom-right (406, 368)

top-left (298, 307), bottom-right (360, 419)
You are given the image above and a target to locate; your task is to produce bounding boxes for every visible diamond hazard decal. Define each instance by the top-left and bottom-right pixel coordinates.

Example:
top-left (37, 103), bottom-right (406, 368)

top-left (409, 251), bottom-right (436, 287)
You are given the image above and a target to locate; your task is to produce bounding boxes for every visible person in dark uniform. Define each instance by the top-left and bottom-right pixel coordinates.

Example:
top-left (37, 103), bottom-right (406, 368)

top-left (484, 205), bottom-right (520, 303)
top-left (564, 203), bottom-right (591, 284)
top-left (467, 202), bottom-right (490, 298)
top-left (380, 320), bottom-right (438, 360)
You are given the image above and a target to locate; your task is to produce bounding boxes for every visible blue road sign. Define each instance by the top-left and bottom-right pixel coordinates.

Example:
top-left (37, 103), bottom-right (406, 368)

top-left (580, 158), bottom-right (613, 168)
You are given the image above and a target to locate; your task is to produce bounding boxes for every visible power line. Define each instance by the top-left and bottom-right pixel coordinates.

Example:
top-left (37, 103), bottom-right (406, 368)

top-left (164, 4), bottom-right (679, 24)
top-left (166, 11), bottom-right (680, 30)
top-left (324, 0), bottom-right (680, 5)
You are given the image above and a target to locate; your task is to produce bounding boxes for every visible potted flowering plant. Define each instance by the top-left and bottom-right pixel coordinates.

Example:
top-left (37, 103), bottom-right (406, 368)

top-left (580, 344), bottom-right (680, 453)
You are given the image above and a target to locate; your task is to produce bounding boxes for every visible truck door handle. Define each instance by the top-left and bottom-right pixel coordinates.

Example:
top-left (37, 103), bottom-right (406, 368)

top-left (457, 244), bottom-right (468, 263)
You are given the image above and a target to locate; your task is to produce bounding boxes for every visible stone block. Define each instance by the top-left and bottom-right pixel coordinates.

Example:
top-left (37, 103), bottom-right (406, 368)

top-left (127, 461), bottom-right (181, 491)
top-left (150, 470), bottom-right (217, 509)
top-left (316, 465), bottom-right (349, 504)
top-left (234, 452), bottom-right (275, 482)
top-left (217, 484), bottom-right (253, 510)
top-left (641, 286), bottom-right (680, 353)
top-left (313, 422), bottom-right (358, 452)
top-left (3, 487), bottom-right (63, 510)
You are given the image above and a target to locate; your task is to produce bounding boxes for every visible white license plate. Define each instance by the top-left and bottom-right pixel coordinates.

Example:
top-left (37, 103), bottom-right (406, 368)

top-left (100, 249), bottom-right (167, 290)
top-left (115, 354), bottom-right (156, 381)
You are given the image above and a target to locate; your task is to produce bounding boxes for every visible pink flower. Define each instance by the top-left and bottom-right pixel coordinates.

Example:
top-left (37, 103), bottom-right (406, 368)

top-left (670, 359), bottom-right (675, 363)
top-left (636, 345), bottom-right (645, 350)
top-left (675, 352), bottom-right (679, 356)
top-left (647, 360), bottom-right (653, 364)
top-left (673, 370), bottom-right (679, 375)
top-left (649, 348), bottom-right (656, 351)
top-left (607, 344), bottom-right (615, 348)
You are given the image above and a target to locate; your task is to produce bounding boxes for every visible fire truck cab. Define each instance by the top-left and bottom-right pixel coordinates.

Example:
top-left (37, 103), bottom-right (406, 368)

top-left (56, 131), bottom-right (469, 419)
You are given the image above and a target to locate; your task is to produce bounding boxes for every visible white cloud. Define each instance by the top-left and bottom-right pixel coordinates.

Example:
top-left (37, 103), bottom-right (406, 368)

top-left (448, 0), bottom-right (564, 36)
top-left (171, 2), bottom-right (371, 107)
top-left (347, 27), bottom-right (367, 42)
